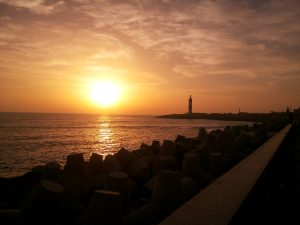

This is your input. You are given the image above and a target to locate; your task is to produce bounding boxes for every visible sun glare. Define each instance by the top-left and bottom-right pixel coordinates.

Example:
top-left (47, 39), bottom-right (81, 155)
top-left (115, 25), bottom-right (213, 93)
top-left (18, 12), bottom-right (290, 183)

top-left (90, 81), bottom-right (121, 107)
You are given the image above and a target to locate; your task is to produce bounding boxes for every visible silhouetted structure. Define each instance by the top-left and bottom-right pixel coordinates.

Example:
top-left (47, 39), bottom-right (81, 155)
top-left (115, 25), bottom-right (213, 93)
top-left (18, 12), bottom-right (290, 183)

top-left (188, 95), bottom-right (192, 114)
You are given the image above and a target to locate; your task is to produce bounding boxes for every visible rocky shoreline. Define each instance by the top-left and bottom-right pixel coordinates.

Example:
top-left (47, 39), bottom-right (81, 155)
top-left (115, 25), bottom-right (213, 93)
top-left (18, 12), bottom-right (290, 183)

top-left (0, 116), bottom-right (289, 225)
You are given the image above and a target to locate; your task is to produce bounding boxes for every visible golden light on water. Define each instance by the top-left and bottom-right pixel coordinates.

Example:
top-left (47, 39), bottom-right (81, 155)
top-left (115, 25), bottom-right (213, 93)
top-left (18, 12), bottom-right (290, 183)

top-left (98, 120), bottom-right (116, 157)
top-left (99, 122), bottom-right (111, 142)
top-left (90, 80), bottom-right (121, 107)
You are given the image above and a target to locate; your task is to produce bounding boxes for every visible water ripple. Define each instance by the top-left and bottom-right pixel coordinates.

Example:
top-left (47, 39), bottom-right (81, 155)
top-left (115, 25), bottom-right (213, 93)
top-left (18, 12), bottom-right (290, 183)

top-left (0, 113), bottom-right (252, 177)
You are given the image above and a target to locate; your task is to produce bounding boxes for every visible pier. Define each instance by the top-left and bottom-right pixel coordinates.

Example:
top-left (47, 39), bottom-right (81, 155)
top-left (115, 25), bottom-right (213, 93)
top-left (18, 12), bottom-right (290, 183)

top-left (159, 122), bottom-right (299, 225)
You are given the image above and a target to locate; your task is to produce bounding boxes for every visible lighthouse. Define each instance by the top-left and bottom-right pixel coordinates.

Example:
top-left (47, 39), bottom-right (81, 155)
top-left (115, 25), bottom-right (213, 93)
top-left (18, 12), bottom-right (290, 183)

top-left (188, 95), bottom-right (192, 114)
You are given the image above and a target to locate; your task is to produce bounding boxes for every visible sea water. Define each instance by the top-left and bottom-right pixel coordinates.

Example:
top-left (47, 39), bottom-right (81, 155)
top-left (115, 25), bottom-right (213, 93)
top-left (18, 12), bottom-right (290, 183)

top-left (0, 113), bottom-right (252, 177)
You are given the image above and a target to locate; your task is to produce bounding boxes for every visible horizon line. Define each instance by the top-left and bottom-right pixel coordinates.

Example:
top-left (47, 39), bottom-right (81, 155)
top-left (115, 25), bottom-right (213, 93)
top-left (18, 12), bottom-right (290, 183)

top-left (0, 110), bottom-right (289, 116)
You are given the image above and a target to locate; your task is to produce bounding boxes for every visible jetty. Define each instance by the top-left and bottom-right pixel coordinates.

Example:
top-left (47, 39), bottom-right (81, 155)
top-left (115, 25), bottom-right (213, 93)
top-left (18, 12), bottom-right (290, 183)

top-left (156, 112), bottom-right (288, 122)
top-left (156, 96), bottom-right (291, 122)
top-left (0, 111), bottom-right (299, 225)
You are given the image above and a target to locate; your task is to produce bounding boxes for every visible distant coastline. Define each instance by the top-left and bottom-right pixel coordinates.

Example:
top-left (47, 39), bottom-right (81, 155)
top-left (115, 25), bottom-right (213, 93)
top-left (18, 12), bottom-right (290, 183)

top-left (156, 112), bottom-right (287, 122)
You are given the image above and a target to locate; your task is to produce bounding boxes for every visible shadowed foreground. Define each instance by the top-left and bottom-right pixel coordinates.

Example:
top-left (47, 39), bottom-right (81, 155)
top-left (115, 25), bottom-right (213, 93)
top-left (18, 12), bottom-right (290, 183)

top-left (0, 114), bottom-right (295, 225)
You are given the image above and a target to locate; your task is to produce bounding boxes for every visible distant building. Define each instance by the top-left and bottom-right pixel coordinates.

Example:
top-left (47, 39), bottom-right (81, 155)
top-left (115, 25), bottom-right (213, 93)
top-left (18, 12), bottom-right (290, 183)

top-left (188, 95), bottom-right (192, 114)
top-left (294, 107), bottom-right (300, 113)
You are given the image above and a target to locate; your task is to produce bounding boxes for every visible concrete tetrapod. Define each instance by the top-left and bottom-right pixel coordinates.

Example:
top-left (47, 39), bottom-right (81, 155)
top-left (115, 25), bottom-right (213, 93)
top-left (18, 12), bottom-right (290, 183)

top-left (83, 190), bottom-right (122, 225)
top-left (105, 172), bottom-right (130, 210)
top-left (88, 153), bottom-right (103, 176)
top-left (122, 170), bottom-right (183, 225)
top-left (20, 180), bottom-right (64, 225)
top-left (182, 153), bottom-right (202, 181)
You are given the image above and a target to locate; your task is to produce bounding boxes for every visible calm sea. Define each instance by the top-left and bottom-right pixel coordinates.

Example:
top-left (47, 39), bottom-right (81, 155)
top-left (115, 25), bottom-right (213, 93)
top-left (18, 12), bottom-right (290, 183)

top-left (0, 113), bottom-right (252, 177)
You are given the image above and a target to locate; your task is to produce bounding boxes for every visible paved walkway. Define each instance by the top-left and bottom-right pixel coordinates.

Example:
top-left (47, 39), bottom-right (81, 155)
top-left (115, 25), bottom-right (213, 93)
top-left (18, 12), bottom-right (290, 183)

top-left (230, 123), bottom-right (300, 225)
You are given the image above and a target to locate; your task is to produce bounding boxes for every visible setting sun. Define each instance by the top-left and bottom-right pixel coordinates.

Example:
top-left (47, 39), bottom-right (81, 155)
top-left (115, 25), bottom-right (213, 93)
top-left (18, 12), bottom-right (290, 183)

top-left (90, 81), bottom-right (121, 107)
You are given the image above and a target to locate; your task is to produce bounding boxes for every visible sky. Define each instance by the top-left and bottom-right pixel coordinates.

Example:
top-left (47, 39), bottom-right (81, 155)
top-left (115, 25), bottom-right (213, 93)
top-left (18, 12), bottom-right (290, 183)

top-left (0, 0), bottom-right (299, 115)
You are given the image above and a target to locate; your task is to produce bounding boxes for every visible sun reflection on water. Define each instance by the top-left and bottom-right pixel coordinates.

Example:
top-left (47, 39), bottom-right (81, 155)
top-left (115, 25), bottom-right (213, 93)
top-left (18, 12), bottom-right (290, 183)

top-left (97, 119), bottom-right (116, 156)
top-left (99, 122), bottom-right (111, 141)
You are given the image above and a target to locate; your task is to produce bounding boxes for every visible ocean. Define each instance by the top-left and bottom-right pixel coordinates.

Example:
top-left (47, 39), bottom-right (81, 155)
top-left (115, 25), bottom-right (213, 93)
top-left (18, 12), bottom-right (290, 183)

top-left (0, 113), bottom-right (252, 177)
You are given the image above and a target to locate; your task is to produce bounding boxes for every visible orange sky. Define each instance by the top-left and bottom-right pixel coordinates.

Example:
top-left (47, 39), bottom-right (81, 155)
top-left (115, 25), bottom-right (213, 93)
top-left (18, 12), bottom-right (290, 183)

top-left (0, 0), bottom-right (299, 115)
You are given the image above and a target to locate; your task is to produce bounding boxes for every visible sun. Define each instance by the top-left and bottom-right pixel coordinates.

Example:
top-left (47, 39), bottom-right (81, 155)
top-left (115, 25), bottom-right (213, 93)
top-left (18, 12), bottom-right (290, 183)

top-left (90, 80), bottom-right (121, 107)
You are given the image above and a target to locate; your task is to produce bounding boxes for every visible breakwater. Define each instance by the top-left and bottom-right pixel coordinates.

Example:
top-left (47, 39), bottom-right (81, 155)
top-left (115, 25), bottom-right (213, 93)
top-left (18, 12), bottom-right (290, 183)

top-left (159, 124), bottom-right (293, 225)
top-left (157, 111), bottom-right (290, 122)
top-left (0, 118), bottom-right (289, 225)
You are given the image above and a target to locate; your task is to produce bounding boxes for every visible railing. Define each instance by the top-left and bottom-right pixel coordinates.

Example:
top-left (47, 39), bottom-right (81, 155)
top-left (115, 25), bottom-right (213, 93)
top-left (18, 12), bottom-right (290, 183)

top-left (159, 124), bottom-right (292, 225)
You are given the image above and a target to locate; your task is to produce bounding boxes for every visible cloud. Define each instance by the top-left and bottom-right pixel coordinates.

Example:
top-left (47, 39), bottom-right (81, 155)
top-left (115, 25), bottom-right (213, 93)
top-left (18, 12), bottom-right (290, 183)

top-left (0, 0), bottom-right (300, 112)
top-left (0, 0), bottom-right (64, 14)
